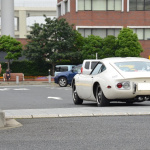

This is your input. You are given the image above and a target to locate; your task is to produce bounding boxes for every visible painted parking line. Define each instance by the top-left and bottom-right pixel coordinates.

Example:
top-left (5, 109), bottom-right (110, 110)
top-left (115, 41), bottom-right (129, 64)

top-left (0, 88), bottom-right (10, 91)
top-left (13, 88), bottom-right (30, 90)
top-left (47, 97), bottom-right (62, 100)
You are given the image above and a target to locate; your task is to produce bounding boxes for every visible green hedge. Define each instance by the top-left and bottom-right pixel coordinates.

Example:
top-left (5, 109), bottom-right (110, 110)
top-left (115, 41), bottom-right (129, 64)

top-left (0, 59), bottom-right (82, 76)
top-left (0, 60), bottom-right (52, 76)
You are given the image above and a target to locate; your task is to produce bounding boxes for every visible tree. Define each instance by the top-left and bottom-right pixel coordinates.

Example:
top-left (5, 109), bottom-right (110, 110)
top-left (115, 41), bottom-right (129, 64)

top-left (24, 16), bottom-right (84, 75)
top-left (82, 35), bottom-right (103, 59)
top-left (24, 23), bottom-right (46, 62)
top-left (115, 28), bottom-right (143, 57)
top-left (101, 35), bottom-right (117, 58)
top-left (0, 35), bottom-right (23, 69)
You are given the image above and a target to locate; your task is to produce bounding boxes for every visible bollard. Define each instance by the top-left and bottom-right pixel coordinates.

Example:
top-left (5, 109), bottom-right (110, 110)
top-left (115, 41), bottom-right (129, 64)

top-left (48, 75), bottom-right (51, 83)
top-left (16, 76), bottom-right (19, 84)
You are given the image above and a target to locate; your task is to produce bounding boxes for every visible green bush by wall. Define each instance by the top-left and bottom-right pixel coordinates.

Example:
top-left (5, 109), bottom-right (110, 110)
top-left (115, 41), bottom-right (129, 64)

top-left (0, 60), bottom-right (52, 76)
top-left (0, 59), bottom-right (82, 77)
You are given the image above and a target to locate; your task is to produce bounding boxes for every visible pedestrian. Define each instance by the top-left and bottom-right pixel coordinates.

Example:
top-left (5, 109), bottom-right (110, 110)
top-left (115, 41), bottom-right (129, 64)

top-left (6, 69), bottom-right (11, 81)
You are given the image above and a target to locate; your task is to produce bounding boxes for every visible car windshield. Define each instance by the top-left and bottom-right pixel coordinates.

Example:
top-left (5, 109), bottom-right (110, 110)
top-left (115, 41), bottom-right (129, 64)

top-left (114, 61), bottom-right (150, 72)
top-left (73, 65), bottom-right (82, 73)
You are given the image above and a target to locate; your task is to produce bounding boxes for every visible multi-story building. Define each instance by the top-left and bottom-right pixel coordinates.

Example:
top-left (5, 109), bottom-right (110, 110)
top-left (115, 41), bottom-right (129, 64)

top-left (57, 0), bottom-right (150, 58)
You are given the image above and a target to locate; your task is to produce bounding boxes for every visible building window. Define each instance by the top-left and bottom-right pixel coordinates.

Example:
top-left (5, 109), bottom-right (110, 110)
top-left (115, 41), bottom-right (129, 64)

top-left (78, 28), bottom-right (121, 38)
top-left (131, 28), bottom-right (150, 40)
top-left (78, 0), bottom-right (122, 11)
top-left (58, 5), bottom-right (61, 17)
top-left (129, 0), bottom-right (150, 10)
top-left (65, 1), bottom-right (68, 13)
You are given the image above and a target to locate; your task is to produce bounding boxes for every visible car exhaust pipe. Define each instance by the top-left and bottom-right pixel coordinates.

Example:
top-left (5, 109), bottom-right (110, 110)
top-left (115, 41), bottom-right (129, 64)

top-left (138, 97), bottom-right (144, 102)
top-left (137, 96), bottom-right (150, 101)
top-left (144, 96), bottom-right (150, 101)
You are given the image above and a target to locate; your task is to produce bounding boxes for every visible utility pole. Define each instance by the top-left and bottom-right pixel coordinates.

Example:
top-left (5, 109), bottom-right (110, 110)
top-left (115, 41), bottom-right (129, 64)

top-left (1, 0), bottom-right (14, 37)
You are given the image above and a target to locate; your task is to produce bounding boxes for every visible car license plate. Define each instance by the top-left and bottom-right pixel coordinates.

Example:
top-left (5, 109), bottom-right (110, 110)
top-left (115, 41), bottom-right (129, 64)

top-left (138, 83), bottom-right (150, 90)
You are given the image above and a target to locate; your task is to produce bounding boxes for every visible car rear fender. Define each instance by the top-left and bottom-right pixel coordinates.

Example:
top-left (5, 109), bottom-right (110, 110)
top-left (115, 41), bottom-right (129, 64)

top-left (93, 79), bottom-right (110, 99)
top-left (93, 82), bottom-right (99, 98)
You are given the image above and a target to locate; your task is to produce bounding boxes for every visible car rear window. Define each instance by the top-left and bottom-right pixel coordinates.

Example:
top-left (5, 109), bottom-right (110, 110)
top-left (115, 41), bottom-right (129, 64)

top-left (85, 62), bottom-right (90, 69)
top-left (55, 66), bottom-right (68, 72)
top-left (91, 62), bottom-right (98, 69)
top-left (115, 61), bottom-right (150, 72)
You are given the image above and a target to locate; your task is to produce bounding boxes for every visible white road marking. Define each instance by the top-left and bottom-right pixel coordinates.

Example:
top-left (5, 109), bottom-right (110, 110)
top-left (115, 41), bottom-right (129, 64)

top-left (13, 88), bottom-right (29, 90)
top-left (47, 97), bottom-right (62, 100)
top-left (0, 88), bottom-right (10, 91)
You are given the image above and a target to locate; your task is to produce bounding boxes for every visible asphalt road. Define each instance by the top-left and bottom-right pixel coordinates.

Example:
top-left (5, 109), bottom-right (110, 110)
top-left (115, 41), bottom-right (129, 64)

top-left (0, 85), bottom-right (74, 109)
top-left (0, 116), bottom-right (150, 150)
top-left (1, 85), bottom-right (150, 110)
top-left (1, 85), bottom-right (150, 150)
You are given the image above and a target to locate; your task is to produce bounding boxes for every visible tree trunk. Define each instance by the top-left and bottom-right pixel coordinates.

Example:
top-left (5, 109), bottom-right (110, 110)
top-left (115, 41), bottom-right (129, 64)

top-left (7, 59), bottom-right (10, 70)
top-left (52, 63), bottom-right (55, 76)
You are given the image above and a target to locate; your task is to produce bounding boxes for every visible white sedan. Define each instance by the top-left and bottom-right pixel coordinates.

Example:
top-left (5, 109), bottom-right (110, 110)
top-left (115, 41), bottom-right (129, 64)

top-left (72, 57), bottom-right (150, 107)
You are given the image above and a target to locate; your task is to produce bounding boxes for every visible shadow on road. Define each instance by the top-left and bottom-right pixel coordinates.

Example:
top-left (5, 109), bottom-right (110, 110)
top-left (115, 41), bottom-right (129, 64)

top-left (79, 101), bottom-right (150, 107)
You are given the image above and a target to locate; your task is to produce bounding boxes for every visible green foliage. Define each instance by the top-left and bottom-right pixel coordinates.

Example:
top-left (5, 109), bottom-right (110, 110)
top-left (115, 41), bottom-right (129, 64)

top-left (0, 35), bottom-right (23, 69)
top-left (82, 28), bottom-right (143, 59)
top-left (0, 35), bottom-right (22, 60)
top-left (82, 35), bottom-right (103, 59)
top-left (102, 35), bottom-right (117, 58)
top-left (0, 60), bottom-right (51, 76)
top-left (23, 23), bottom-right (47, 62)
top-left (24, 17), bottom-right (84, 75)
top-left (0, 62), bottom-right (7, 76)
top-left (115, 28), bottom-right (143, 57)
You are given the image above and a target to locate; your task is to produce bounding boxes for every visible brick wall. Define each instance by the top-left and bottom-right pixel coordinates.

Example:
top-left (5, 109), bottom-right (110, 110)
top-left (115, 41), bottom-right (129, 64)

top-left (58, 0), bottom-right (150, 58)
top-left (17, 38), bottom-right (28, 46)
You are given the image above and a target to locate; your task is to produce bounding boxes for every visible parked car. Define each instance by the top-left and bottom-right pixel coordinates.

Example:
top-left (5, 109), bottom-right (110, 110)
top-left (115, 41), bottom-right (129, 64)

top-left (81, 59), bottom-right (100, 74)
top-left (54, 65), bottom-right (75, 76)
top-left (72, 57), bottom-right (150, 107)
top-left (54, 64), bottom-right (82, 87)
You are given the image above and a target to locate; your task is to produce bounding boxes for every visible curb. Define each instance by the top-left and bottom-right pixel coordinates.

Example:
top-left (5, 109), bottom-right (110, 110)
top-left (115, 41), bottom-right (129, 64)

top-left (4, 107), bottom-right (150, 119)
top-left (0, 110), bottom-right (5, 127)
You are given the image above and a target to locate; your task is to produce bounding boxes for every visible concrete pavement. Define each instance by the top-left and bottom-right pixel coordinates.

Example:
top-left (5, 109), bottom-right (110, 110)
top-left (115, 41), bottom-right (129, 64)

top-left (3, 106), bottom-right (150, 119)
top-left (0, 80), bottom-right (56, 86)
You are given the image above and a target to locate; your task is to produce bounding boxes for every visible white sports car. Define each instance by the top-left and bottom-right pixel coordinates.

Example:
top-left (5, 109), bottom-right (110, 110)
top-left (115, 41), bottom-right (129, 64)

top-left (72, 57), bottom-right (150, 106)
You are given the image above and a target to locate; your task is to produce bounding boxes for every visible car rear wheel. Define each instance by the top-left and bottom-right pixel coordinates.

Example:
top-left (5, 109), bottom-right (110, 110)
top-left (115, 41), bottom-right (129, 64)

top-left (72, 83), bottom-right (83, 105)
top-left (58, 77), bottom-right (67, 87)
top-left (96, 84), bottom-right (109, 107)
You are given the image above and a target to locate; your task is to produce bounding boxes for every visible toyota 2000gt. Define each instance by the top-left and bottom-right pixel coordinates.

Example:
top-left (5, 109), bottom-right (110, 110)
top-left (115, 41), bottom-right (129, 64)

top-left (72, 57), bottom-right (150, 106)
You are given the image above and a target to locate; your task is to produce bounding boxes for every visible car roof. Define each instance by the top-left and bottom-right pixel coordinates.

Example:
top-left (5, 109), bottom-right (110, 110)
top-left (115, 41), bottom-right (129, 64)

top-left (55, 65), bottom-right (75, 67)
top-left (100, 57), bottom-right (150, 64)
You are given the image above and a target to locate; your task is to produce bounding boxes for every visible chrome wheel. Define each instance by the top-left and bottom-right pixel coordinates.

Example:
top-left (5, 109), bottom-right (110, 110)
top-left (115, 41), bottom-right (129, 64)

top-left (58, 77), bottom-right (67, 87)
top-left (96, 85), bottom-right (102, 106)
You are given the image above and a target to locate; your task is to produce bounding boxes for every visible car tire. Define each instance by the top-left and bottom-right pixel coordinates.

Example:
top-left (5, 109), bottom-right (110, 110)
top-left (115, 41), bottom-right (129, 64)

top-left (96, 84), bottom-right (109, 107)
top-left (72, 83), bottom-right (83, 105)
top-left (58, 77), bottom-right (68, 87)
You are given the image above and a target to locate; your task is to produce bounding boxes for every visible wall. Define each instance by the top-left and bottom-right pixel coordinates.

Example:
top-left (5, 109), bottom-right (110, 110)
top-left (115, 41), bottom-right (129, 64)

top-left (58, 0), bottom-right (150, 58)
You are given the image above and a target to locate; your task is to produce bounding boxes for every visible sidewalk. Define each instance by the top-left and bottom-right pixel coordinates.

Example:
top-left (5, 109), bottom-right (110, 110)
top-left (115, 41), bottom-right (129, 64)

top-left (0, 76), bottom-right (55, 86)
top-left (0, 80), bottom-right (56, 86)
top-left (3, 106), bottom-right (150, 119)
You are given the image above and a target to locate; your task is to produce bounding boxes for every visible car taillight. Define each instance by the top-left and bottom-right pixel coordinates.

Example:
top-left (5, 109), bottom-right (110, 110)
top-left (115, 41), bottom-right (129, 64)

top-left (81, 67), bottom-right (83, 74)
top-left (117, 83), bottom-right (122, 88)
top-left (116, 81), bottom-right (130, 89)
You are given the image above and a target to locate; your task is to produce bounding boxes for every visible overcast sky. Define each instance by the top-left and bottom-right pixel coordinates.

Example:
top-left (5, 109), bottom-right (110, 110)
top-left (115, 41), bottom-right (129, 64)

top-left (14, 0), bottom-right (57, 7)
